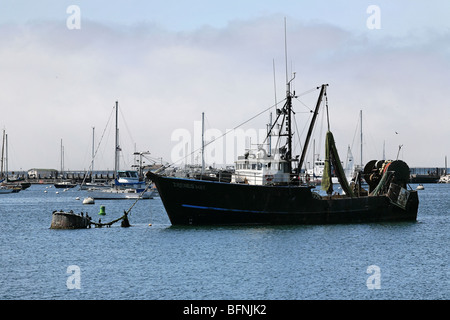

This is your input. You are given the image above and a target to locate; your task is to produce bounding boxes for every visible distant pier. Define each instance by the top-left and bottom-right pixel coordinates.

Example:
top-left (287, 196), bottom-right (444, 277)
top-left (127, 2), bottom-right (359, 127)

top-left (1, 166), bottom-right (448, 185)
top-left (2, 170), bottom-right (117, 185)
top-left (409, 167), bottom-right (446, 183)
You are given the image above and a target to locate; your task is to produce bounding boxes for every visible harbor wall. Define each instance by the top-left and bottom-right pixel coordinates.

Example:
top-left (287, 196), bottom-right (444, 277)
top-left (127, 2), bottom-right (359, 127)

top-left (2, 170), bottom-right (116, 184)
top-left (1, 167), bottom-right (448, 184)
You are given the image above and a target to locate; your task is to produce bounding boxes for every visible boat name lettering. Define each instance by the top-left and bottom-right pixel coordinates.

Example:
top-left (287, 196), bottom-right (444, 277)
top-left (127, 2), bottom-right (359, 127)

top-left (173, 182), bottom-right (205, 190)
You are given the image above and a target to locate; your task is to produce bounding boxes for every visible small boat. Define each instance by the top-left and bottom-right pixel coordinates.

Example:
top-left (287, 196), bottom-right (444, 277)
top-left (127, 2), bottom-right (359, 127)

top-left (87, 170), bottom-right (154, 199)
top-left (87, 187), bottom-right (154, 200)
top-left (416, 184), bottom-right (424, 190)
top-left (54, 181), bottom-right (77, 188)
top-left (438, 175), bottom-right (450, 183)
top-left (82, 197), bottom-right (95, 204)
top-left (0, 186), bottom-right (14, 194)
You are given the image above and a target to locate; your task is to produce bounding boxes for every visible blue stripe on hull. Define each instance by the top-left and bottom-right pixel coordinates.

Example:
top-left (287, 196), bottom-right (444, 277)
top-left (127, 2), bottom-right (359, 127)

top-left (181, 204), bottom-right (271, 214)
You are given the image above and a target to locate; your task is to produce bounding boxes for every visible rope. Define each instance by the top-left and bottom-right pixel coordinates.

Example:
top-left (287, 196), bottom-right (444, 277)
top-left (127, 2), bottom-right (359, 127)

top-left (90, 214), bottom-right (127, 228)
top-left (86, 183), bottom-right (152, 228)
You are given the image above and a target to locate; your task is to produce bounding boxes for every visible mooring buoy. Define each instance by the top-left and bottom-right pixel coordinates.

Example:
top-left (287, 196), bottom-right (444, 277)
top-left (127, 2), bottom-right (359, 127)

top-left (98, 205), bottom-right (106, 215)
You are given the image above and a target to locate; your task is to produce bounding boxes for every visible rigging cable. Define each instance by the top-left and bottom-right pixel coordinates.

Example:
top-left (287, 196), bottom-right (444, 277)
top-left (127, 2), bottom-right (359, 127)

top-left (79, 106), bottom-right (115, 188)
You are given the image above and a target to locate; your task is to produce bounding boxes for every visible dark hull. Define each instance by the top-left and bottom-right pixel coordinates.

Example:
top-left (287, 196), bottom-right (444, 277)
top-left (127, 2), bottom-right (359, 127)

top-left (149, 173), bottom-right (419, 226)
top-left (50, 211), bottom-right (90, 229)
top-left (409, 174), bottom-right (439, 183)
top-left (54, 183), bottom-right (77, 188)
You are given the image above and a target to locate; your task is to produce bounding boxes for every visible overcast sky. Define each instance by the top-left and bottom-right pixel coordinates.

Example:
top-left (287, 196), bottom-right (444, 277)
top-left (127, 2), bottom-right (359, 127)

top-left (1, 0), bottom-right (449, 171)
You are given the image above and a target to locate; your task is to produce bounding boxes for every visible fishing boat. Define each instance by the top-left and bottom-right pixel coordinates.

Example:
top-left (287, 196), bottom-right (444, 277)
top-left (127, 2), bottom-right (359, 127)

top-left (150, 80), bottom-right (419, 226)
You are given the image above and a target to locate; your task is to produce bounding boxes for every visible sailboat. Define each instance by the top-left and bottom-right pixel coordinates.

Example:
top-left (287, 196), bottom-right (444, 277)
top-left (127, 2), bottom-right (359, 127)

top-left (1, 130), bottom-right (13, 194)
top-left (438, 156), bottom-right (450, 183)
top-left (149, 79), bottom-right (418, 225)
top-left (87, 101), bottom-right (154, 200)
top-left (54, 139), bottom-right (77, 189)
top-left (1, 130), bottom-right (27, 193)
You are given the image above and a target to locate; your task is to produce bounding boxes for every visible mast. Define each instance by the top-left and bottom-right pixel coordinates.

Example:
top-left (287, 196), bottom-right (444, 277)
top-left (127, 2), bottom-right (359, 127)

top-left (92, 127), bottom-right (95, 172)
top-left (284, 17), bottom-right (294, 173)
top-left (445, 155), bottom-right (447, 175)
top-left (60, 138), bottom-right (64, 179)
top-left (267, 112), bottom-right (272, 157)
top-left (285, 76), bottom-right (294, 172)
top-left (5, 133), bottom-right (7, 179)
top-left (1, 130), bottom-right (4, 178)
top-left (0, 129), bottom-right (5, 178)
top-left (114, 101), bottom-right (119, 178)
top-left (360, 110), bottom-right (363, 167)
top-left (201, 112), bottom-right (205, 176)
top-left (297, 84), bottom-right (328, 172)
top-left (92, 126), bottom-right (95, 182)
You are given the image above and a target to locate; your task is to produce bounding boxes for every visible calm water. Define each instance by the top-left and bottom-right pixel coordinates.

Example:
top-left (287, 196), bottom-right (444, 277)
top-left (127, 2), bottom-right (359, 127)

top-left (0, 183), bottom-right (448, 300)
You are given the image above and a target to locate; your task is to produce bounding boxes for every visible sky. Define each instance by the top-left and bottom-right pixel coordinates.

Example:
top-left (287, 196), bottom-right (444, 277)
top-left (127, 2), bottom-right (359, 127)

top-left (1, 0), bottom-right (449, 172)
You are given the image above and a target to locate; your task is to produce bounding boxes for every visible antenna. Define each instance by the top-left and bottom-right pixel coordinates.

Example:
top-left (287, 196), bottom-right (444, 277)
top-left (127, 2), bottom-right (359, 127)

top-left (270, 59), bottom-right (277, 157)
top-left (284, 17), bottom-right (289, 88)
top-left (273, 59), bottom-right (278, 107)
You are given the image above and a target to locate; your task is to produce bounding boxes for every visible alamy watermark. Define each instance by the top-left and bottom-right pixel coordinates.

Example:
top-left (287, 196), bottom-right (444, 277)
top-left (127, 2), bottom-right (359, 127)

top-left (66, 265), bottom-right (81, 290)
top-left (366, 265), bottom-right (381, 290)
top-left (171, 121), bottom-right (273, 166)
top-left (66, 5), bottom-right (81, 30)
top-left (367, 5), bottom-right (381, 30)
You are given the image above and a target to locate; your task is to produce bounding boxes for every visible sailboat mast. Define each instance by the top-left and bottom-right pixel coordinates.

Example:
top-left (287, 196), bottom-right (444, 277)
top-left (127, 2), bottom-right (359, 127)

top-left (201, 112), bottom-right (205, 175)
top-left (60, 138), bottom-right (64, 179)
top-left (360, 110), bottom-right (363, 167)
top-left (114, 101), bottom-right (119, 178)
top-left (445, 155), bottom-right (447, 175)
top-left (92, 127), bottom-right (95, 174)
top-left (1, 130), bottom-right (4, 178)
top-left (5, 133), bottom-right (7, 179)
